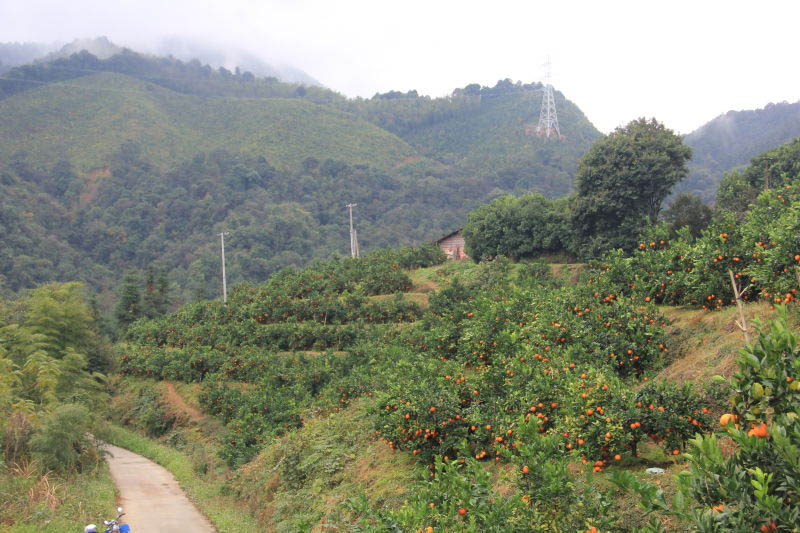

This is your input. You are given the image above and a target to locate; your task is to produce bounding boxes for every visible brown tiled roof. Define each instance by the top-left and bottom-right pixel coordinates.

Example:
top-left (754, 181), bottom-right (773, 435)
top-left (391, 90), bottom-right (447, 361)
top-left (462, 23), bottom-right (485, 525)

top-left (434, 228), bottom-right (463, 244)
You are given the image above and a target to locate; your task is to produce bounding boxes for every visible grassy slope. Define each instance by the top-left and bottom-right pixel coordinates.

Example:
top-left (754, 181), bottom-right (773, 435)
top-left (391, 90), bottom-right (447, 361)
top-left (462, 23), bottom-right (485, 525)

top-left (0, 463), bottom-right (117, 532)
top-left (658, 301), bottom-right (781, 384)
top-left (229, 399), bottom-right (417, 532)
top-left (0, 72), bottom-right (417, 173)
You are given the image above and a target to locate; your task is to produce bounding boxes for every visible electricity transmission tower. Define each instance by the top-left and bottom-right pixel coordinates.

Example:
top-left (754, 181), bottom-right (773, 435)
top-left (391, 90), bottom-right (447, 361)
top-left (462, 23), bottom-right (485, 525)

top-left (536, 58), bottom-right (561, 139)
top-left (346, 203), bottom-right (360, 258)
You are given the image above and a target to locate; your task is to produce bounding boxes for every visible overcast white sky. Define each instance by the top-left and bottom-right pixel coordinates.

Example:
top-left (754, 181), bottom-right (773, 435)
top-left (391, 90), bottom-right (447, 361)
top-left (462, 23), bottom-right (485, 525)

top-left (2, 0), bottom-right (799, 133)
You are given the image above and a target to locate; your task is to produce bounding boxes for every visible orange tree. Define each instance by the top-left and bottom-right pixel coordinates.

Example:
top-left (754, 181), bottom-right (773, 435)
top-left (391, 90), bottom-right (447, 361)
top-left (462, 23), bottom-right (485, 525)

top-left (374, 271), bottom-right (710, 465)
top-left (611, 307), bottom-right (800, 532)
top-left (353, 451), bottom-right (616, 532)
top-left (598, 181), bottom-right (800, 311)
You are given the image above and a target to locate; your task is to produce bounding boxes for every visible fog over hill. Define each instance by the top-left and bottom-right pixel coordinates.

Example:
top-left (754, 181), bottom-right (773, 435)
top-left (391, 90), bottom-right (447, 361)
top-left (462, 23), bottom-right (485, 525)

top-left (151, 36), bottom-right (322, 86)
top-left (0, 41), bottom-right (60, 73)
top-left (679, 100), bottom-right (800, 202)
top-left (0, 36), bottom-right (321, 86)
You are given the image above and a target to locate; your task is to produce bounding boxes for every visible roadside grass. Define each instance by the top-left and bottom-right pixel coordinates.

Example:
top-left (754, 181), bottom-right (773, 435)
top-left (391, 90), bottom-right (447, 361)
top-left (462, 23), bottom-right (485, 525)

top-left (104, 424), bottom-right (260, 533)
top-left (0, 461), bottom-right (117, 532)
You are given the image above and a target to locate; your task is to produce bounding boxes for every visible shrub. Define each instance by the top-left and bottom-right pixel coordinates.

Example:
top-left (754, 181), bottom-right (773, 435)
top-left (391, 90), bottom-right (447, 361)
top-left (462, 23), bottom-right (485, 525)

top-left (29, 403), bottom-right (100, 474)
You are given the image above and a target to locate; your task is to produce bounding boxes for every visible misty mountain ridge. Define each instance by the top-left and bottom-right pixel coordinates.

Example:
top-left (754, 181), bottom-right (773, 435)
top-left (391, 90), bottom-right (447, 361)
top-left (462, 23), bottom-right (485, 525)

top-left (41, 36), bottom-right (123, 61)
top-left (152, 37), bottom-right (322, 87)
top-left (679, 100), bottom-right (800, 201)
top-left (0, 41), bottom-right (61, 73)
top-left (0, 35), bottom-right (321, 86)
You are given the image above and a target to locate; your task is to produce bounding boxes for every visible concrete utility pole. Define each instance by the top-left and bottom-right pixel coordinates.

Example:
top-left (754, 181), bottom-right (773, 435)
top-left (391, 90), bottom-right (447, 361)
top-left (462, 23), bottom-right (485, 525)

top-left (764, 158), bottom-right (772, 191)
top-left (346, 203), bottom-right (359, 258)
top-left (218, 232), bottom-right (229, 303)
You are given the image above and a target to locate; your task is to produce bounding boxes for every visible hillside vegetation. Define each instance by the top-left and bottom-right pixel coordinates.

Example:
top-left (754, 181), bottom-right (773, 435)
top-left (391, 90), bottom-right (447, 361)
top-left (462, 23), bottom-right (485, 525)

top-left (0, 72), bottom-right (415, 173)
top-left (680, 101), bottom-right (800, 201)
top-left (343, 82), bottom-right (601, 198)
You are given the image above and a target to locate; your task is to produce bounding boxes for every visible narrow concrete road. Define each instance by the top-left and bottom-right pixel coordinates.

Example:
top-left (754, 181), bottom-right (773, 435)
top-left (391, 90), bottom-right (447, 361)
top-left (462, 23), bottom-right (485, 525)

top-left (104, 444), bottom-right (215, 532)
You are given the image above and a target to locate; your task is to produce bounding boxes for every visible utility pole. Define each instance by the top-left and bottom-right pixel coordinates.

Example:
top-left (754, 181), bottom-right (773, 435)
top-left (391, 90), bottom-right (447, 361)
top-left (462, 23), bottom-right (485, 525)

top-left (346, 203), bottom-right (359, 258)
top-left (218, 232), bottom-right (229, 303)
top-left (764, 158), bottom-right (772, 191)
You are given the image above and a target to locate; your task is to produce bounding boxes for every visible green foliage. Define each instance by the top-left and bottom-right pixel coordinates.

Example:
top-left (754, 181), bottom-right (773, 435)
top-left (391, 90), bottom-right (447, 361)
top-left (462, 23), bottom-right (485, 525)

top-left (598, 179), bottom-right (800, 311)
top-left (571, 118), bottom-right (692, 257)
top-left (462, 194), bottom-right (571, 261)
top-left (0, 283), bottom-right (107, 471)
top-left (716, 137), bottom-right (800, 215)
top-left (662, 193), bottom-right (713, 237)
top-left (115, 271), bottom-right (142, 336)
top-left (628, 381), bottom-right (712, 455)
top-left (119, 250), bottom-right (432, 464)
top-left (373, 267), bottom-right (706, 467)
top-left (611, 307), bottom-right (800, 532)
top-left (29, 403), bottom-right (100, 474)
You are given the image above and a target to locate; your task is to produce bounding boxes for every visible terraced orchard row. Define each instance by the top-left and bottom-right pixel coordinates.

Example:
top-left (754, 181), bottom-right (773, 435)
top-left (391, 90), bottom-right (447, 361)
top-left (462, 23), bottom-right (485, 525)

top-left (601, 181), bottom-right (800, 310)
top-left (119, 246), bottom-right (445, 464)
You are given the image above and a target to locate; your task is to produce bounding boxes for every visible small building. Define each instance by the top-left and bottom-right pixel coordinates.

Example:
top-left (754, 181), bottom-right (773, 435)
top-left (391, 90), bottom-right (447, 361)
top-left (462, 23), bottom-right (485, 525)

top-left (435, 229), bottom-right (468, 260)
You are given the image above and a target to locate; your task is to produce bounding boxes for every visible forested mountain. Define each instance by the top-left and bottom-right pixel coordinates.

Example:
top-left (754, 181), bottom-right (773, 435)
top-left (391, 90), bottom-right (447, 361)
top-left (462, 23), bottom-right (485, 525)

top-left (343, 82), bottom-right (600, 197)
top-left (0, 71), bottom-right (410, 172)
top-left (678, 100), bottom-right (800, 201)
top-left (0, 47), bottom-right (600, 307)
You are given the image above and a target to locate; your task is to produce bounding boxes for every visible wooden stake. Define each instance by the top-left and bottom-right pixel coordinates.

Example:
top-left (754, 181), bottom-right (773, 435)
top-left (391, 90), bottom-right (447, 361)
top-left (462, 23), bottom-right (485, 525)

top-left (728, 269), bottom-right (750, 344)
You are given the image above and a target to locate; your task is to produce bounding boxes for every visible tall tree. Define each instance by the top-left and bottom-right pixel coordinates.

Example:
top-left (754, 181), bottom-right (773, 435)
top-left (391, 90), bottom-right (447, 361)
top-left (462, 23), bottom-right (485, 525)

top-left (114, 271), bottom-right (142, 335)
top-left (662, 193), bottom-right (712, 237)
top-left (716, 137), bottom-right (800, 215)
top-left (463, 194), bottom-right (571, 261)
top-left (570, 118), bottom-right (691, 257)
